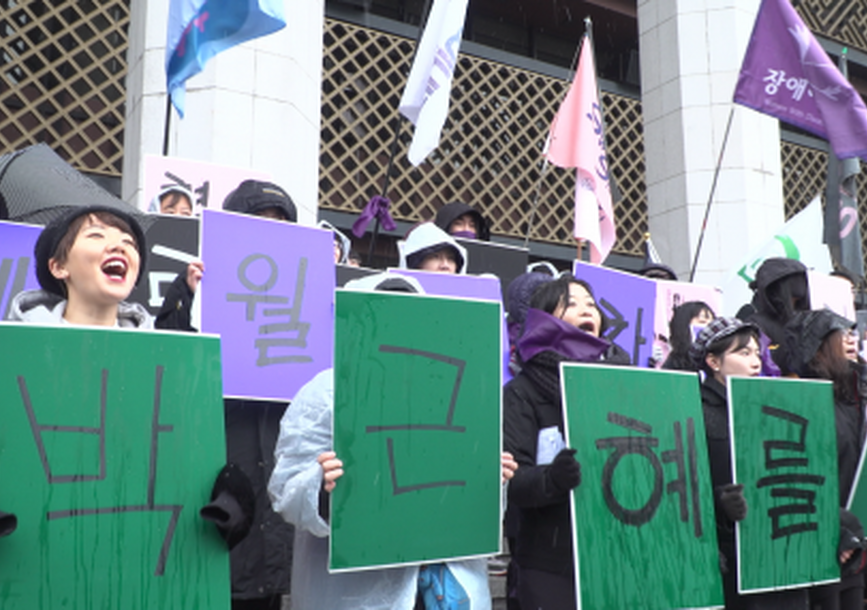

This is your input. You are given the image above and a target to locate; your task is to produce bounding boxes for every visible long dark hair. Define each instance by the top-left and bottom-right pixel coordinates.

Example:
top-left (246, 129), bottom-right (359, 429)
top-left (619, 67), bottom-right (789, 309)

top-left (809, 330), bottom-right (857, 404)
top-left (663, 301), bottom-right (714, 370)
top-left (669, 301), bottom-right (714, 351)
top-left (529, 273), bottom-right (608, 335)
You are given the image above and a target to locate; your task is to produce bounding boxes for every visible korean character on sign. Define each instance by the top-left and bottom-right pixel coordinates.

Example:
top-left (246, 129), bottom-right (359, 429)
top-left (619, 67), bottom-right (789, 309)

top-left (365, 345), bottom-right (468, 495)
top-left (596, 411), bottom-right (704, 537)
top-left (16, 366), bottom-right (183, 576)
top-left (226, 253), bottom-right (312, 366)
top-left (763, 69), bottom-right (786, 96)
top-left (755, 405), bottom-right (825, 540)
top-left (786, 77), bottom-right (809, 102)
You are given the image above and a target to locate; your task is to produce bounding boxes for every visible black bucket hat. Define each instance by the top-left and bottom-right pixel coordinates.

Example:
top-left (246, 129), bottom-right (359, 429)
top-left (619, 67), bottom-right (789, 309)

top-left (34, 205), bottom-right (147, 297)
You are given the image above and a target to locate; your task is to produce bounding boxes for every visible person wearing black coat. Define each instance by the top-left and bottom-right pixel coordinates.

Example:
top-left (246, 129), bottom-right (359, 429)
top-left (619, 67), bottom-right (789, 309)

top-left (503, 274), bottom-right (630, 610)
top-left (785, 310), bottom-right (867, 610)
top-left (745, 257), bottom-right (810, 376)
top-left (690, 316), bottom-right (809, 610)
top-left (156, 180), bottom-right (298, 610)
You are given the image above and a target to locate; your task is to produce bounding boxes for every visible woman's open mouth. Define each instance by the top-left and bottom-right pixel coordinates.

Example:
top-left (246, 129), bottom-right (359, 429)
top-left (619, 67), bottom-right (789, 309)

top-left (101, 257), bottom-right (128, 281)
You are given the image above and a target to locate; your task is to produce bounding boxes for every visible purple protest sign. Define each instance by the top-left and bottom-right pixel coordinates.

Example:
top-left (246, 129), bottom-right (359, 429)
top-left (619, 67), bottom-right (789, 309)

top-left (734, 0), bottom-right (867, 160)
top-left (573, 260), bottom-right (656, 367)
top-left (0, 221), bottom-right (41, 320)
top-left (200, 209), bottom-right (335, 401)
top-left (388, 268), bottom-right (511, 383)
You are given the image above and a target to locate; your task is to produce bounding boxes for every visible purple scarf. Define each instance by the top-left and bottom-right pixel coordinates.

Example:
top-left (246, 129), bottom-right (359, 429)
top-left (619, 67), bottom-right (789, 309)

top-left (517, 308), bottom-right (610, 363)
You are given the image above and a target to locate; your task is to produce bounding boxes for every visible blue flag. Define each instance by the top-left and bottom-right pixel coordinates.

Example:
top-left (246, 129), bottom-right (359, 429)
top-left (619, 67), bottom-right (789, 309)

top-left (166, 0), bottom-right (286, 117)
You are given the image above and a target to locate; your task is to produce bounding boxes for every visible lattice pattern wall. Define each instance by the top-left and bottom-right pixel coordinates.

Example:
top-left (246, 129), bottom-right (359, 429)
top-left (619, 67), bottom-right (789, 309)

top-left (0, 0), bottom-right (129, 176)
top-left (795, 0), bottom-right (867, 54)
top-left (320, 18), bottom-right (648, 255)
top-left (782, 141), bottom-right (867, 271)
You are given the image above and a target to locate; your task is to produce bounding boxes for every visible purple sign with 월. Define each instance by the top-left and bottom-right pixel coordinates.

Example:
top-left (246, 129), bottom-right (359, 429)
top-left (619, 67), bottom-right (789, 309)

top-left (0, 221), bottom-right (41, 320)
top-left (388, 268), bottom-right (511, 383)
top-left (200, 209), bottom-right (335, 401)
top-left (573, 260), bottom-right (657, 367)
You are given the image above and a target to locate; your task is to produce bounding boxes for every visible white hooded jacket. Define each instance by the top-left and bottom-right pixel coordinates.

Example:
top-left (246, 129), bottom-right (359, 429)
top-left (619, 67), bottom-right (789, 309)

top-left (8, 289), bottom-right (154, 329)
top-left (397, 222), bottom-right (469, 274)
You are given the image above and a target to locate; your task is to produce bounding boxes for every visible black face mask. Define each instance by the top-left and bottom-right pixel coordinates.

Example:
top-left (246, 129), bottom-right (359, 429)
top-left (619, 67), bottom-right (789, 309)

top-left (767, 274), bottom-right (809, 320)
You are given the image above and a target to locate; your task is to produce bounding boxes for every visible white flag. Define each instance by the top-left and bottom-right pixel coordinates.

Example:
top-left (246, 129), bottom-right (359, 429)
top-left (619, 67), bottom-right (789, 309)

top-left (398, 0), bottom-right (469, 166)
top-left (719, 195), bottom-right (833, 315)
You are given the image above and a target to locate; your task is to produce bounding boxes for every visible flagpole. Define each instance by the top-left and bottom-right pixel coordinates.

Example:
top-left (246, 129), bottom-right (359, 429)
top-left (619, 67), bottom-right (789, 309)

top-left (365, 0), bottom-right (434, 266)
top-left (162, 96), bottom-right (172, 156)
top-left (689, 105), bottom-right (735, 282)
top-left (523, 23), bottom-right (588, 248)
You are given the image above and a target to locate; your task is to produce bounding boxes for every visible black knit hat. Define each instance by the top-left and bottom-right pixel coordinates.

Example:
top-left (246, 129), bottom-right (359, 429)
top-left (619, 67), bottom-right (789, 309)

top-left (34, 205), bottom-right (147, 297)
top-left (222, 180), bottom-right (297, 222)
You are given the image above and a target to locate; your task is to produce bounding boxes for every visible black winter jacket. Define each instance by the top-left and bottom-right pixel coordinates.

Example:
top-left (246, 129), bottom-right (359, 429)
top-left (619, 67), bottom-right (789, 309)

top-left (503, 344), bottom-right (629, 576)
top-left (700, 377), bottom-right (737, 565)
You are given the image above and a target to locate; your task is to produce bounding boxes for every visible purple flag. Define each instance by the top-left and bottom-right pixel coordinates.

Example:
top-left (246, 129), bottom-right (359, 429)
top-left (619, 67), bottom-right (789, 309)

top-left (0, 221), bottom-right (41, 320)
top-left (734, 0), bottom-right (867, 160)
top-left (200, 209), bottom-right (335, 401)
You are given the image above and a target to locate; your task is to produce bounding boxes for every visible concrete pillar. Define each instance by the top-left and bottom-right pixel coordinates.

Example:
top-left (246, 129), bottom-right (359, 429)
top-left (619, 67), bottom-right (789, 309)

top-left (123, 0), bottom-right (324, 225)
top-left (637, 0), bottom-right (785, 287)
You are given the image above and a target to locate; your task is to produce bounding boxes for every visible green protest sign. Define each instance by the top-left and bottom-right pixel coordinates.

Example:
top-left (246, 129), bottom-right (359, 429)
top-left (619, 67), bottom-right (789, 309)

top-left (729, 376), bottom-right (838, 593)
top-left (0, 324), bottom-right (228, 610)
top-left (331, 290), bottom-right (502, 571)
top-left (561, 364), bottom-right (724, 610)
top-left (846, 450), bottom-right (867, 526)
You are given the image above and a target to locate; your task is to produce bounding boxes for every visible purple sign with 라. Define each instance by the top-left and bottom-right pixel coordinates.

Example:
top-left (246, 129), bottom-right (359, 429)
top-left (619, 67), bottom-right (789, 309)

top-left (734, 0), bottom-right (867, 160)
top-left (573, 260), bottom-right (657, 367)
top-left (200, 209), bottom-right (335, 401)
top-left (0, 221), bottom-right (41, 320)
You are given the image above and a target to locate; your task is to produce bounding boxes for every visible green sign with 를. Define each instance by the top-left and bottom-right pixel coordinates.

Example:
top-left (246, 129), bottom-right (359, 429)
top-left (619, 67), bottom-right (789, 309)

top-left (561, 364), bottom-right (724, 610)
top-left (331, 290), bottom-right (502, 571)
top-left (729, 376), bottom-right (838, 593)
top-left (0, 324), bottom-right (228, 609)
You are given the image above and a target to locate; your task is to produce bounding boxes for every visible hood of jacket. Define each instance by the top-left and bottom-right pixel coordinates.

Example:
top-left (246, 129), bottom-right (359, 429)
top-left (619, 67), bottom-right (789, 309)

top-left (398, 222), bottom-right (468, 274)
top-left (784, 308), bottom-right (855, 377)
top-left (433, 201), bottom-right (490, 241)
top-left (8, 289), bottom-right (154, 329)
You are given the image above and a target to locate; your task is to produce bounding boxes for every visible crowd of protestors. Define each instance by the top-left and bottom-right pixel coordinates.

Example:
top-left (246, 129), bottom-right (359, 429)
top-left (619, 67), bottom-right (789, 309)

top-left (3, 180), bottom-right (867, 610)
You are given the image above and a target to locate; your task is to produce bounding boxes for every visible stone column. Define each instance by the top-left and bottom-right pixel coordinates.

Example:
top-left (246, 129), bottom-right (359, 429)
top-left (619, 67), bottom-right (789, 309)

top-left (123, 0), bottom-right (324, 225)
top-left (637, 0), bottom-right (784, 287)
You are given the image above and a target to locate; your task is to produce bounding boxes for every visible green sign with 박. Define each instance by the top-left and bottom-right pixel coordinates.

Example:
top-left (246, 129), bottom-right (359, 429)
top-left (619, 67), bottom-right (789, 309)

top-left (331, 290), bottom-right (503, 571)
top-left (729, 376), bottom-right (839, 593)
top-left (561, 364), bottom-right (724, 610)
top-left (0, 323), bottom-right (228, 610)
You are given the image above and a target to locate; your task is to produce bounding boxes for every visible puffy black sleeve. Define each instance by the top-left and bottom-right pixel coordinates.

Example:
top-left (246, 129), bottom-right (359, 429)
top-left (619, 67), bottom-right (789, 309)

top-left (503, 379), bottom-right (569, 508)
top-left (155, 273), bottom-right (195, 332)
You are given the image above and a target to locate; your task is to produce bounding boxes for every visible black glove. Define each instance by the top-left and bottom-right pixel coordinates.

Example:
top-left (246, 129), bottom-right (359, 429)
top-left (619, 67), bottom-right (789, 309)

top-left (545, 448), bottom-right (582, 495)
top-left (839, 508), bottom-right (866, 576)
top-left (717, 484), bottom-right (747, 522)
top-left (0, 511), bottom-right (17, 537)
top-left (200, 464), bottom-right (256, 550)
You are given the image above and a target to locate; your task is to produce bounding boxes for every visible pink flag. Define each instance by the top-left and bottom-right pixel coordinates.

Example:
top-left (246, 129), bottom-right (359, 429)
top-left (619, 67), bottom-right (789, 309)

top-left (546, 35), bottom-right (615, 264)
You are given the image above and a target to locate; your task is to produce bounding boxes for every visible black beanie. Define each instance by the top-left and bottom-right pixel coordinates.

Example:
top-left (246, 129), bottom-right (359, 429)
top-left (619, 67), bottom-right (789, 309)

top-left (34, 205), bottom-right (147, 297)
top-left (222, 180), bottom-right (298, 222)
